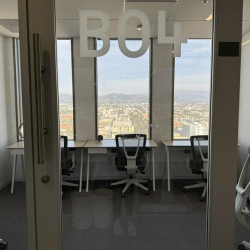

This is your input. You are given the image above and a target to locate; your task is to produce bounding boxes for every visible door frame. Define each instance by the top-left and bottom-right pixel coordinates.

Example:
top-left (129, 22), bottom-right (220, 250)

top-left (18, 0), bottom-right (244, 249)
top-left (18, 0), bottom-right (62, 249)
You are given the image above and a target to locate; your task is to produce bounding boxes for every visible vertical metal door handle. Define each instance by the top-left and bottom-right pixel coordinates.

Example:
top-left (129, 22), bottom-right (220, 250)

top-left (33, 33), bottom-right (45, 164)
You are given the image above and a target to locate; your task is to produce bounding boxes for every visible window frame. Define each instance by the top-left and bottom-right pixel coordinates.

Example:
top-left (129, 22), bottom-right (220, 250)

top-left (172, 38), bottom-right (212, 140)
top-left (95, 38), bottom-right (152, 139)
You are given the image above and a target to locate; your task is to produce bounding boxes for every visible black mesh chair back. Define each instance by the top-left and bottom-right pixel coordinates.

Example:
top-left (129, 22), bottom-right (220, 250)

top-left (190, 135), bottom-right (208, 176)
top-left (115, 134), bottom-right (147, 173)
top-left (61, 136), bottom-right (73, 174)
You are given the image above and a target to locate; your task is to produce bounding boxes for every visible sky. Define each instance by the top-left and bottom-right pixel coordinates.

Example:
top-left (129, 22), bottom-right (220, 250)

top-left (57, 40), bottom-right (73, 94)
top-left (174, 39), bottom-right (212, 92)
top-left (97, 40), bottom-right (150, 96)
top-left (57, 39), bottom-right (212, 95)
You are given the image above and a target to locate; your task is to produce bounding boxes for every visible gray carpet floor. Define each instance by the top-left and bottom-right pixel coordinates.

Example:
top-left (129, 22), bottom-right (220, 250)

top-left (0, 180), bottom-right (248, 250)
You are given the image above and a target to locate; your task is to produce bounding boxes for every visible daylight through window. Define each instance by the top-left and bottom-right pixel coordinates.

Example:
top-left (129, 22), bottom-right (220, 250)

top-left (57, 39), bottom-right (74, 139)
top-left (173, 39), bottom-right (211, 139)
top-left (97, 40), bottom-right (150, 139)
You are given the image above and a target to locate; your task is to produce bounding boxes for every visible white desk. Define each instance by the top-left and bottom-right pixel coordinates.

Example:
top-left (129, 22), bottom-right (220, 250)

top-left (84, 139), bottom-right (158, 192)
top-left (6, 140), bottom-right (87, 193)
top-left (162, 140), bottom-right (208, 192)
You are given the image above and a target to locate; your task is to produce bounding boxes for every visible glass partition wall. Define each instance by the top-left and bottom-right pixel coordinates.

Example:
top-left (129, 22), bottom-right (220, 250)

top-left (235, 0), bottom-right (250, 249)
top-left (56, 0), bottom-right (214, 249)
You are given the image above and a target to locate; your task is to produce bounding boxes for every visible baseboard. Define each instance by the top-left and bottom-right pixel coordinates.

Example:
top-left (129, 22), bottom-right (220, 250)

top-left (0, 180), bottom-right (11, 191)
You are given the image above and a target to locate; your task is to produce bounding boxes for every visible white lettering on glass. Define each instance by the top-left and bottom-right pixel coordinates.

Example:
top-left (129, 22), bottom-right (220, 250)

top-left (80, 10), bottom-right (110, 57)
top-left (118, 10), bottom-right (150, 58)
top-left (158, 11), bottom-right (187, 57)
top-left (80, 10), bottom-right (188, 58)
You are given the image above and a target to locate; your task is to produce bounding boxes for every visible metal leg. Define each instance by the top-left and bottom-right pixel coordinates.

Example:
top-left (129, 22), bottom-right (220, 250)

top-left (21, 155), bottom-right (25, 183)
top-left (62, 181), bottom-right (79, 187)
top-left (11, 155), bottom-right (17, 194)
top-left (90, 158), bottom-right (93, 182)
top-left (166, 146), bottom-right (170, 192)
top-left (184, 182), bottom-right (206, 189)
top-left (201, 184), bottom-right (207, 198)
top-left (122, 181), bottom-right (132, 194)
top-left (149, 151), bottom-right (152, 181)
top-left (132, 180), bottom-right (148, 191)
top-left (111, 179), bottom-right (129, 186)
top-left (152, 148), bottom-right (155, 191)
top-left (72, 151), bottom-right (76, 168)
top-left (79, 148), bottom-right (84, 192)
top-left (86, 152), bottom-right (90, 192)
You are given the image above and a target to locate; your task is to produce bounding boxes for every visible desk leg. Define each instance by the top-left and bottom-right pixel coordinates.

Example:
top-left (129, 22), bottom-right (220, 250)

top-left (166, 146), bottom-right (170, 192)
top-left (152, 148), bottom-right (155, 191)
top-left (79, 148), bottom-right (84, 192)
top-left (149, 151), bottom-right (152, 181)
top-left (11, 155), bottom-right (17, 194)
top-left (21, 155), bottom-right (25, 183)
top-left (86, 152), bottom-right (90, 192)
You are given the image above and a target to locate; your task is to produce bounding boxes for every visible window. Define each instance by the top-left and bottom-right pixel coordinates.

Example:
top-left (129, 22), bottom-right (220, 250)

top-left (14, 39), bottom-right (23, 141)
top-left (14, 39), bottom-right (75, 139)
top-left (173, 39), bottom-right (211, 139)
top-left (97, 40), bottom-right (150, 139)
top-left (57, 39), bottom-right (74, 139)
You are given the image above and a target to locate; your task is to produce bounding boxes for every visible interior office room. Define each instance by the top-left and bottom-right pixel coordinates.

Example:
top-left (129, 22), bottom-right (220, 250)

top-left (0, 0), bottom-right (249, 249)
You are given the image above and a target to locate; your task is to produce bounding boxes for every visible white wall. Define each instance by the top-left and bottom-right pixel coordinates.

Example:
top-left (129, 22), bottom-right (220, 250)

top-left (69, 38), bottom-right (194, 180)
top-left (0, 35), bottom-right (19, 190)
top-left (238, 32), bottom-right (250, 176)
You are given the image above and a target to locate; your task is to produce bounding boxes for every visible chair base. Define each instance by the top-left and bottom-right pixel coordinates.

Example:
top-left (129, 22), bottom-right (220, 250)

top-left (183, 181), bottom-right (207, 202)
top-left (110, 177), bottom-right (148, 196)
top-left (0, 239), bottom-right (8, 249)
top-left (62, 181), bottom-right (79, 187)
top-left (238, 241), bottom-right (250, 250)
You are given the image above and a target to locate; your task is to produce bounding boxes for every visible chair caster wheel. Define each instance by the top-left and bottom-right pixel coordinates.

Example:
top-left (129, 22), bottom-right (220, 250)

top-left (200, 197), bottom-right (206, 202)
top-left (238, 243), bottom-right (246, 250)
top-left (0, 241), bottom-right (8, 249)
top-left (145, 190), bottom-right (149, 195)
top-left (182, 188), bottom-right (187, 193)
top-left (122, 193), bottom-right (125, 198)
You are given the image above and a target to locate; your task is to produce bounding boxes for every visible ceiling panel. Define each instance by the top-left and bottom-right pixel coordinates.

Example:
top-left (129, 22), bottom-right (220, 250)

top-left (243, 0), bottom-right (250, 21)
top-left (124, 2), bottom-right (176, 20)
top-left (193, 21), bottom-right (212, 39)
top-left (242, 21), bottom-right (250, 36)
top-left (0, 0), bottom-right (18, 19)
top-left (71, 0), bottom-right (124, 19)
top-left (169, 0), bottom-right (213, 21)
top-left (56, 0), bottom-right (79, 20)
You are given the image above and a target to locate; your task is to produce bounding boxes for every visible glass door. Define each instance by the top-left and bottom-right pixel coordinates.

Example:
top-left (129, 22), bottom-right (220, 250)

top-left (0, 0), bottom-right (245, 249)
top-left (0, 0), bottom-right (62, 249)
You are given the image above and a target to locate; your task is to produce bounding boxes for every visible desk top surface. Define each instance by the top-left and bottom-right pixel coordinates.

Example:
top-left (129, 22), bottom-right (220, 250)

top-left (6, 140), bottom-right (87, 149)
top-left (162, 140), bottom-right (208, 147)
top-left (85, 139), bottom-right (158, 148)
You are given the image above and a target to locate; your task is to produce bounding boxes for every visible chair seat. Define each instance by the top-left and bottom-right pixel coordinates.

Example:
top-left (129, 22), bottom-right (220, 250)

top-left (115, 156), bottom-right (147, 172)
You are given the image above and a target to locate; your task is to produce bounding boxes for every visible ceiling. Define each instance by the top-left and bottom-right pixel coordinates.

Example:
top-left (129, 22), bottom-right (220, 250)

top-left (0, 0), bottom-right (249, 38)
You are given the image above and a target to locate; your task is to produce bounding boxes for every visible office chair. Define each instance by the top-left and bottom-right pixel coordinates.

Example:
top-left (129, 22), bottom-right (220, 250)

top-left (0, 239), bottom-right (7, 249)
top-left (61, 136), bottom-right (79, 189)
top-left (182, 135), bottom-right (208, 202)
top-left (236, 152), bottom-right (250, 250)
top-left (110, 134), bottom-right (149, 197)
